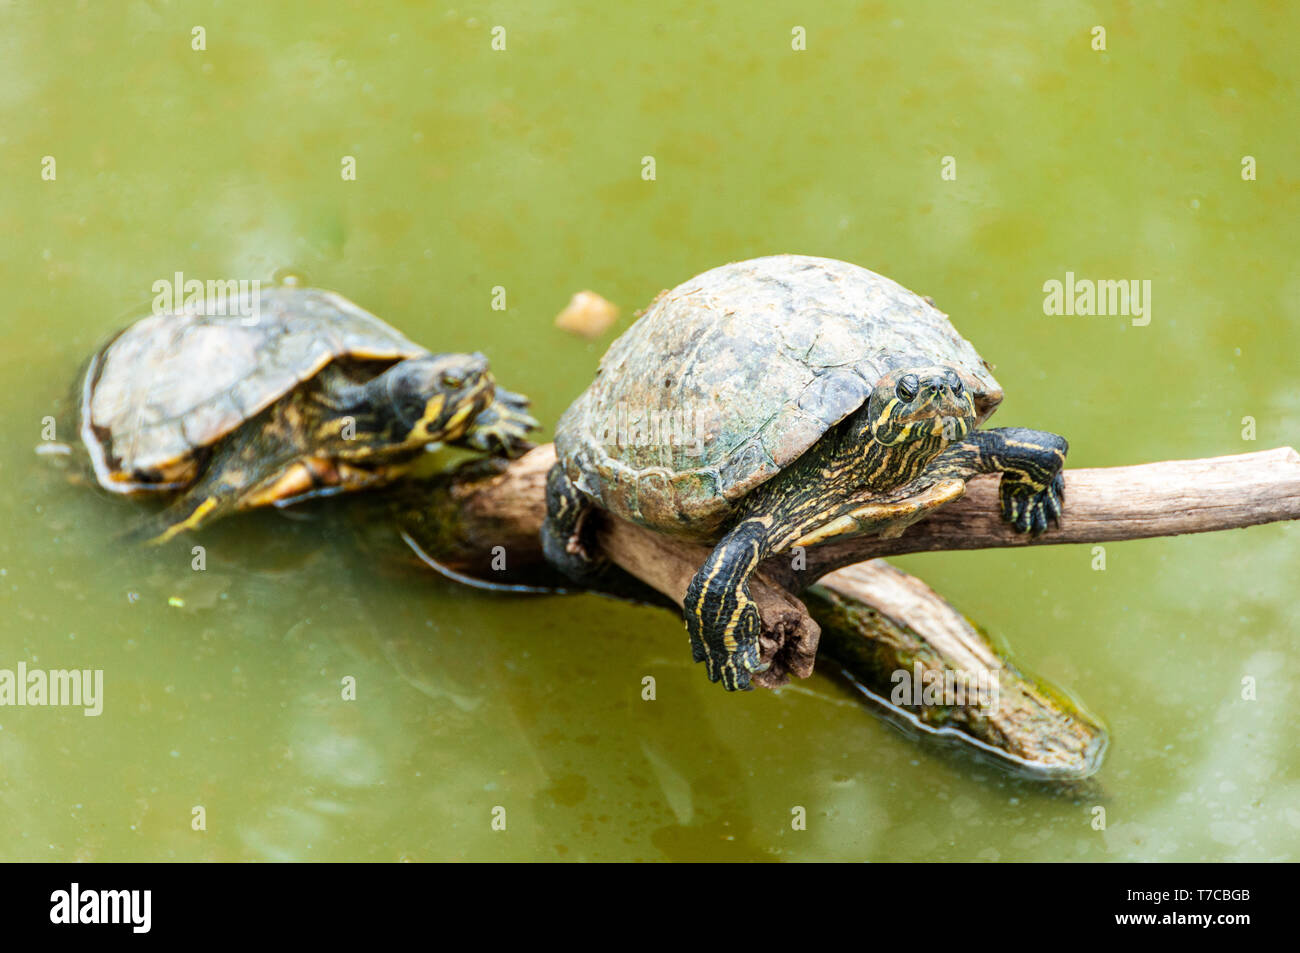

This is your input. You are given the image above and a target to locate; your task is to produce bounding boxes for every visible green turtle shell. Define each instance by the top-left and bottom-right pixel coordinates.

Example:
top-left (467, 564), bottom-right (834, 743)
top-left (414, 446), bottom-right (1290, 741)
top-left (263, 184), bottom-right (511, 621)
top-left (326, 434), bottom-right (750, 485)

top-left (82, 287), bottom-right (426, 492)
top-left (555, 255), bottom-right (1004, 538)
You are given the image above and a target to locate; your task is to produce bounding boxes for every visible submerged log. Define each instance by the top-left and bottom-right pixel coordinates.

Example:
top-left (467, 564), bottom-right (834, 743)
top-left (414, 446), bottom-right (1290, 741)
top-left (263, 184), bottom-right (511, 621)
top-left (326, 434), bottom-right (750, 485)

top-left (805, 563), bottom-right (1106, 780)
top-left (353, 443), bottom-right (1300, 780)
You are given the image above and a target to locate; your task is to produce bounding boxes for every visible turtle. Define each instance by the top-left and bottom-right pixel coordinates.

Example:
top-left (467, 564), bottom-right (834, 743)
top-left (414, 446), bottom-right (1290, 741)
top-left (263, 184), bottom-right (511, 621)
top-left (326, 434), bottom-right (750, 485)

top-left (78, 285), bottom-right (538, 543)
top-left (542, 255), bottom-right (1067, 691)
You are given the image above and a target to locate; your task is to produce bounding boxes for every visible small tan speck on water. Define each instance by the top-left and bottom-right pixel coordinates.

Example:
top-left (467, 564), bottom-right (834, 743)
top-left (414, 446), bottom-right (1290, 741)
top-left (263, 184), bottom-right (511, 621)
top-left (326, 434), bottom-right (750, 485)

top-left (554, 290), bottom-right (619, 339)
top-left (167, 596), bottom-right (185, 608)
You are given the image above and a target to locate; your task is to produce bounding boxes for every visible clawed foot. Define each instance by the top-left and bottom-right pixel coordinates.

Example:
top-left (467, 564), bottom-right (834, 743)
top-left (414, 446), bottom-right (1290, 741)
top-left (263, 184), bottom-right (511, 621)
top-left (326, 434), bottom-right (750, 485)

top-left (1000, 469), bottom-right (1064, 535)
top-left (684, 582), bottom-right (768, 692)
top-left (463, 387), bottom-right (538, 458)
top-left (540, 512), bottom-right (606, 583)
top-left (541, 462), bottom-right (607, 583)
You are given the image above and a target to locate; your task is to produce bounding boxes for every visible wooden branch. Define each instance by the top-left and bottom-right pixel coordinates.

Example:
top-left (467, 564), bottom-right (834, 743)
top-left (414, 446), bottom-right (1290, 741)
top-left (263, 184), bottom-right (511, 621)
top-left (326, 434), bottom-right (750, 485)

top-left (350, 443), bottom-right (1298, 780)
top-left (780, 447), bottom-right (1300, 586)
top-left (598, 512), bottom-right (821, 690)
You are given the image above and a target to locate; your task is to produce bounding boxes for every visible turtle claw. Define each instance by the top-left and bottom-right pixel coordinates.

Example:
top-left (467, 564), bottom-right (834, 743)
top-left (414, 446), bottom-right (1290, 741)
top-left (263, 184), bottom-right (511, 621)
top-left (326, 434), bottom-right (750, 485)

top-left (541, 463), bottom-right (607, 583)
top-left (685, 590), bottom-right (763, 692)
top-left (462, 387), bottom-right (539, 459)
top-left (1044, 470), bottom-right (1065, 521)
top-left (719, 659), bottom-right (756, 692)
top-left (694, 650), bottom-right (756, 692)
top-left (1000, 469), bottom-right (1064, 536)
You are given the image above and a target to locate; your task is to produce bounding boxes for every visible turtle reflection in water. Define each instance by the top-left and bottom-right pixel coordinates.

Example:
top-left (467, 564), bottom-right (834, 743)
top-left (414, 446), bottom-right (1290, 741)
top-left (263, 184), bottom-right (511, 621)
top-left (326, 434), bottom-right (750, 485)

top-left (544, 255), bottom-right (1068, 691)
top-left (77, 286), bottom-right (537, 543)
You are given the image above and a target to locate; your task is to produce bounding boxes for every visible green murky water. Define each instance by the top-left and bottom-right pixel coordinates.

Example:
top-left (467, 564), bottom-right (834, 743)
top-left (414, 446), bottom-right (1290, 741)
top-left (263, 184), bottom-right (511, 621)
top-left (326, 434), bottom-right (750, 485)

top-left (2, 1), bottom-right (1297, 861)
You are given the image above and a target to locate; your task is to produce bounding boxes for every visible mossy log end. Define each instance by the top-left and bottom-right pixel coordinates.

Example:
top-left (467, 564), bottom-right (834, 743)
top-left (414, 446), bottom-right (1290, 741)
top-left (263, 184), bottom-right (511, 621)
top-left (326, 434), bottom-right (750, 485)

top-left (359, 444), bottom-right (1300, 780)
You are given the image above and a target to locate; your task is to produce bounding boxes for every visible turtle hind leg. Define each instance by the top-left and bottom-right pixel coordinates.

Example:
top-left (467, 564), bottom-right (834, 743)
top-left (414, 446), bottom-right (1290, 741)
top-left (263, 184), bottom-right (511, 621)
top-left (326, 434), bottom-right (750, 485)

top-left (929, 427), bottom-right (1067, 535)
top-left (123, 490), bottom-right (233, 546)
top-left (124, 449), bottom-right (266, 544)
top-left (540, 463), bottom-right (607, 583)
top-left (127, 457), bottom-right (388, 545)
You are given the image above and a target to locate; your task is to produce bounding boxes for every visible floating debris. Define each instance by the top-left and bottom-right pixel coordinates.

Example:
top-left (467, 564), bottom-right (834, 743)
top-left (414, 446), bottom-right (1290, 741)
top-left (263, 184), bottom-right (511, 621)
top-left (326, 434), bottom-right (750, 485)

top-left (554, 290), bottom-right (619, 339)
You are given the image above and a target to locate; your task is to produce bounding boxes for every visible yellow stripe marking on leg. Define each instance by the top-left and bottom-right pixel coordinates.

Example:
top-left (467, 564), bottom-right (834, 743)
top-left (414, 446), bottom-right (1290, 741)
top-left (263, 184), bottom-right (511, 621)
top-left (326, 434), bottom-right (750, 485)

top-left (792, 514), bottom-right (857, 548)
top-left (149, 496), bottom-right (218, 545)
top-left (791, 478), bottom-right (966, 548)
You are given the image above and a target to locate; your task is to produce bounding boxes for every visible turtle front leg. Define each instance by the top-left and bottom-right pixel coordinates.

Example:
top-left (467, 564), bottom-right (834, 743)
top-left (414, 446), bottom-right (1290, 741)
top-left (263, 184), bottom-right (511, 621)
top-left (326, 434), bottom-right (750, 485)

top-left (454, 388), bottom-right (539, 459)
top-left (929, 427), bottom-right (1067, 534)
top-left (683, 517), bottom-right (775, 691)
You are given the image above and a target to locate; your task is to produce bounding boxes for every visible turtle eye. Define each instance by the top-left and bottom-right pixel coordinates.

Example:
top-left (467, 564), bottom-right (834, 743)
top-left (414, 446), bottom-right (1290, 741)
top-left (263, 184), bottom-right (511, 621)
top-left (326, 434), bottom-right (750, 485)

top-left (947, 372), bottom-right (963, 396)
top-left (441, 373), bottom-right (464, 389)
top-left (895, 375), bottom-right (920, 402)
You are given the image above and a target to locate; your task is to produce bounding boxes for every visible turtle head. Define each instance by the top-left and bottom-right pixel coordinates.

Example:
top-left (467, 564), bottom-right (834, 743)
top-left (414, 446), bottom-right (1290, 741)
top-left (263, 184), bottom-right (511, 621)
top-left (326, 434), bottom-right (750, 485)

top-left (866, 365), bottom-right (976, 447)
top-left (382, 352), bottom-right (495, 447)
